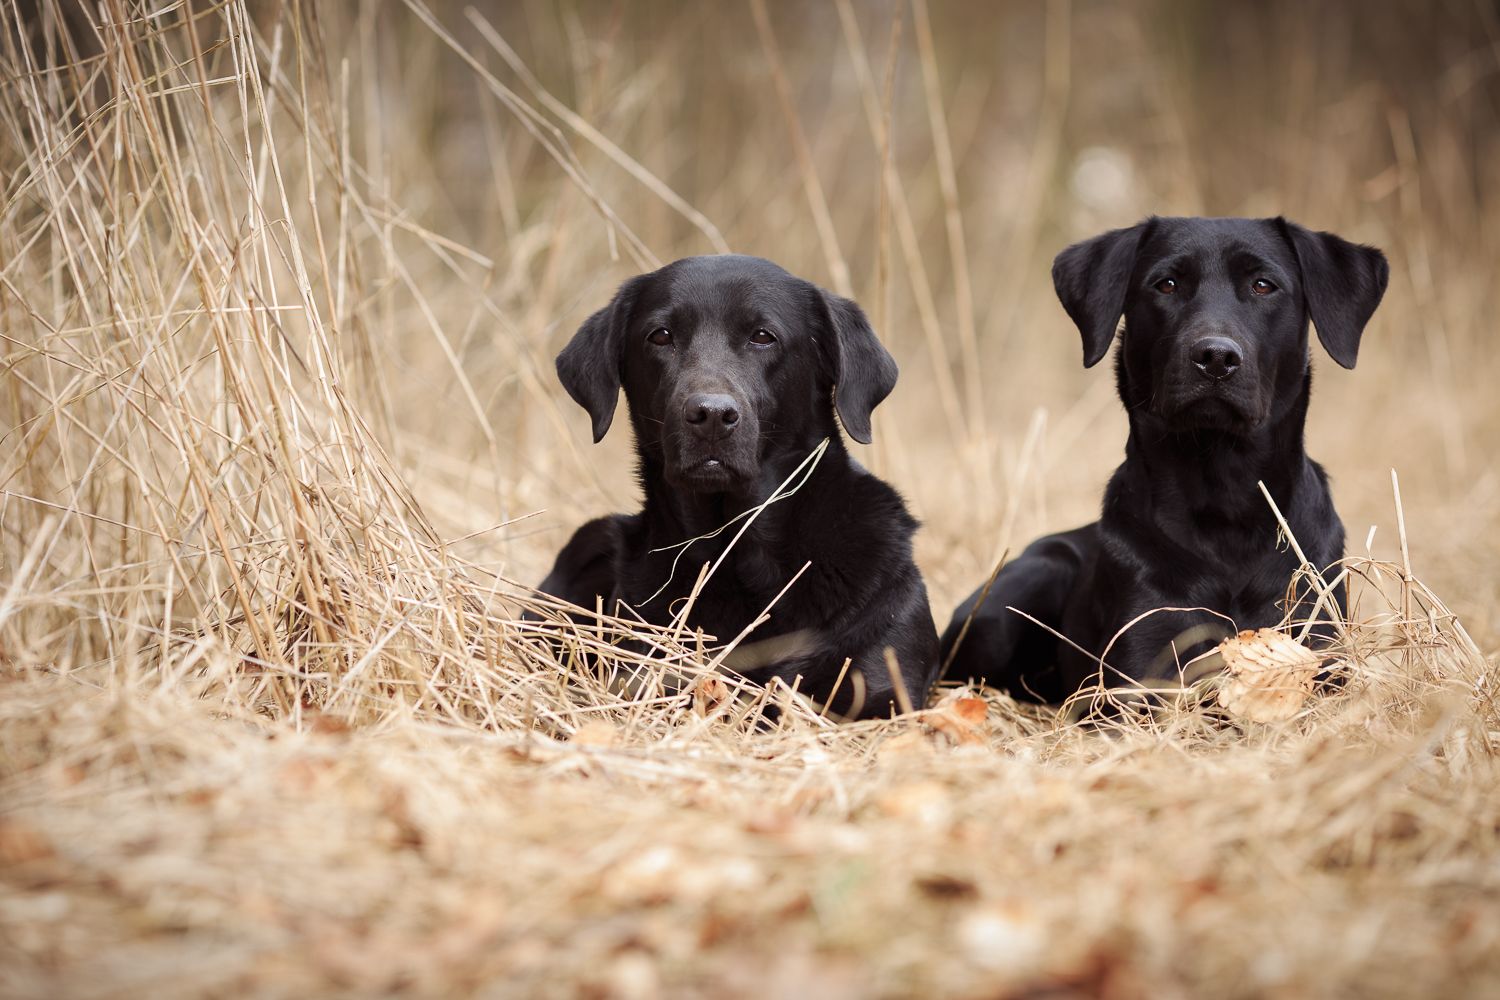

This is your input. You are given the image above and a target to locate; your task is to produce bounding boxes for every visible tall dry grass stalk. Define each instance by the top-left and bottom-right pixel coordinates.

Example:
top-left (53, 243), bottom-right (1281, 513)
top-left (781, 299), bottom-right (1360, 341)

top-left (2, 1), bottom-right (1498, 995)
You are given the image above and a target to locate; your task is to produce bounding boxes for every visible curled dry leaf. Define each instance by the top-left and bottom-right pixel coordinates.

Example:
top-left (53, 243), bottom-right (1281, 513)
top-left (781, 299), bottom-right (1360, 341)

top-left (1216, 628), bottom-right (1321, 723)
top-left (926, 696), bottom-right (989, 747)
top-left (693, 675), bottom-right (732, 716)
top-left (950, 697), bottom-right (988, 724)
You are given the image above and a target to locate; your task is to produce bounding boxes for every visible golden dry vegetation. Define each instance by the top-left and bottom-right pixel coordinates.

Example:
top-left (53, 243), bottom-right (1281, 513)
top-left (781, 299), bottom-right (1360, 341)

top-left (2, 2), bottom-right (1499, 996)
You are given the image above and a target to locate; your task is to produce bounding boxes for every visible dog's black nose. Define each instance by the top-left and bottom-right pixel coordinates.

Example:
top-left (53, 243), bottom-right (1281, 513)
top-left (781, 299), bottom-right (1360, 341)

top-left (683, 393), bottom-right (740, 438)
top-left (1191, 337), bottom-right (1242, 381)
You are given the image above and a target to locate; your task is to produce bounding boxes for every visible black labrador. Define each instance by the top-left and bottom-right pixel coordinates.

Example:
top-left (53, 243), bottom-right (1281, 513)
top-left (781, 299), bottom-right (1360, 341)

top-left (942, 216), bottom-right (1388, 703)
top-left (538, 255), bottom-right (939, 720)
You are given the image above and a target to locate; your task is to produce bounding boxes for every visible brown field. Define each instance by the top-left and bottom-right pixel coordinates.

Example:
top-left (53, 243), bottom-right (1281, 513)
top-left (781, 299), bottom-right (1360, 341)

top-left (3, 2), bottom-right (1499, 996)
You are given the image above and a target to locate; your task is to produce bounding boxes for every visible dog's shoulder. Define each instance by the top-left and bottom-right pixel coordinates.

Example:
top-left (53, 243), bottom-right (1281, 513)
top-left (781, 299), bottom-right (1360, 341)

top-left (817, 458), bottom-right (920, 548)
top-left (537, 512), bottom-right (642, 608)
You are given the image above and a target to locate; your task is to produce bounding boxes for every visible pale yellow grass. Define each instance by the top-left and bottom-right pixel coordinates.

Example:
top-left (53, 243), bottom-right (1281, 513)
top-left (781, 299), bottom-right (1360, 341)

top-left (2, 2), bottom-right (1498, 997)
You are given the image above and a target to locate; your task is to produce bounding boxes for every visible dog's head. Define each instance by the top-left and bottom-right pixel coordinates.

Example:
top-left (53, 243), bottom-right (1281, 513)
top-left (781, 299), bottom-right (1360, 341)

top-left (1052, 216), bottom-right (1388, 433)
top-left (555, 255), bottom-right (897, 494)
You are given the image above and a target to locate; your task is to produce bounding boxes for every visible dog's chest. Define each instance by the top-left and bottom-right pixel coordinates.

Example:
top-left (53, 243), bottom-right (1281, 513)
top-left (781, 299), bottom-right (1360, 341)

top-left (1164, 544), bottom-right (1295, 627)
top-left (1166, 504), bottom-right (1339, 627)
top-left (619, 537), bottom-right (806, 641)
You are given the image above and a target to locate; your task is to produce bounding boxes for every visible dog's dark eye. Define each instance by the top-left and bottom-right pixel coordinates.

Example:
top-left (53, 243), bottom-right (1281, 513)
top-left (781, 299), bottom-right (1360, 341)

top-left (1251, 279), bottom-right (1277, 296)
top-left (1154, 278), bottom-right (1177, 295)
top-left (749, 329), bottom-right (777, 347)
top-left (646, 328), bottom-right (673, 346)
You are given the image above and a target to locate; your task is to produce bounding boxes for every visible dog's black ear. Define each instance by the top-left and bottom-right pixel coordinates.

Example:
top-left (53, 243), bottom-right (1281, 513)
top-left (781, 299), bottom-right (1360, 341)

top-left (818, 290), bottom-right (897, 445)
top-left (555, 277), bottom-right (643, 442)
top-left (1051, 222), bottom-right (1147, 368)
top-left (1278, 219), bottom-right (1389, 369)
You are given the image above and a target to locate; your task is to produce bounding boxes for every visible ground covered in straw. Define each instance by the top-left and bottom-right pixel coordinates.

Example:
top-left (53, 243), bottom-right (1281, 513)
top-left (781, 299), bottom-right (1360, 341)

top-left (4, 595), bottom-right (1499, 998)
top-left (4, 2), bottom-right (1500, 997)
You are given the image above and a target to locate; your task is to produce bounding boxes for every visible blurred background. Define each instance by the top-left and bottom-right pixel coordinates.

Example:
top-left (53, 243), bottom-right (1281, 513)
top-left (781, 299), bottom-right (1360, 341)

top-left (7, 0), bottom-right (1500, 647)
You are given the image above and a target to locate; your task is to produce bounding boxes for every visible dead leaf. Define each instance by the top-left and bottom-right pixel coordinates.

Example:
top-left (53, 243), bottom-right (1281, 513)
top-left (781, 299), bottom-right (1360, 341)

top-left (1216, 628), bottom-right (1321, 723)
top-left (919, 692), bottom-right (990, 747)
top-left (949, 696), bottom-right (989, 724)
top-left (693, 675), bottom-right (731, 716)
top-left (925, 707), bottom-right (987, 747)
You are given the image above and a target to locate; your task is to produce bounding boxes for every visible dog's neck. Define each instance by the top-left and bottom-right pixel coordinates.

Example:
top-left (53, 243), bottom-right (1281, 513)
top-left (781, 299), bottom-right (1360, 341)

top-left (1120, 369), bottom-right (1316, 531)
top-left (635, 436), bottom-right (851, 546)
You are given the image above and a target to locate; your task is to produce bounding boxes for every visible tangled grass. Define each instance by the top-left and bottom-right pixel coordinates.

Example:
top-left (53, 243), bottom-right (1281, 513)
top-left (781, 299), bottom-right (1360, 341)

top-left (2, 2), bottom-right (1498, 996)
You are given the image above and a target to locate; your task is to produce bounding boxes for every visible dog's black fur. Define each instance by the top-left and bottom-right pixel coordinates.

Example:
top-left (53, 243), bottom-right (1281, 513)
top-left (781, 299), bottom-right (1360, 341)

top-left (539, 255), bottom-right (939, 719)
top-left (942, 217), bottom-right (1388, 702)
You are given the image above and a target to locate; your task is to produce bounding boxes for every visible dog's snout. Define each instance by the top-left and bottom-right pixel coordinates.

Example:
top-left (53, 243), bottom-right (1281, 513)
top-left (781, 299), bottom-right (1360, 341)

top-left (683, 393), bottom-right (740, 438)
top-left (1191, 337), bottom-right (1243, 381)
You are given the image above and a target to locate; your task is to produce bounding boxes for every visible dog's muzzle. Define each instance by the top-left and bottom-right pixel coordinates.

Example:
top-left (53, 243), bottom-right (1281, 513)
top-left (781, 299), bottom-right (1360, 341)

top-left (682, 393), bottom-right (740, 442)
top-left (666, 389), bottom-right (758, 492)
top-left (1190, 336), bottom-right (1242, 381)
top-left (1158, 334), bottom-right (1265, 430)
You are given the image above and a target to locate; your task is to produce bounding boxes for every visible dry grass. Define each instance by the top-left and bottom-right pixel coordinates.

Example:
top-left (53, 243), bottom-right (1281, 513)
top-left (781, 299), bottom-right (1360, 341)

top-left (2, 1), bottom-right (1499, 996)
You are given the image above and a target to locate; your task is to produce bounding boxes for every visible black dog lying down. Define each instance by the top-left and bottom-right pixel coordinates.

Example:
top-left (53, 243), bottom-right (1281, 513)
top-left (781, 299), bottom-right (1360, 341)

top-left (538, 255), bottom-right (939, 719)
top-left (943, 217), bottom-right (1388, 703)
